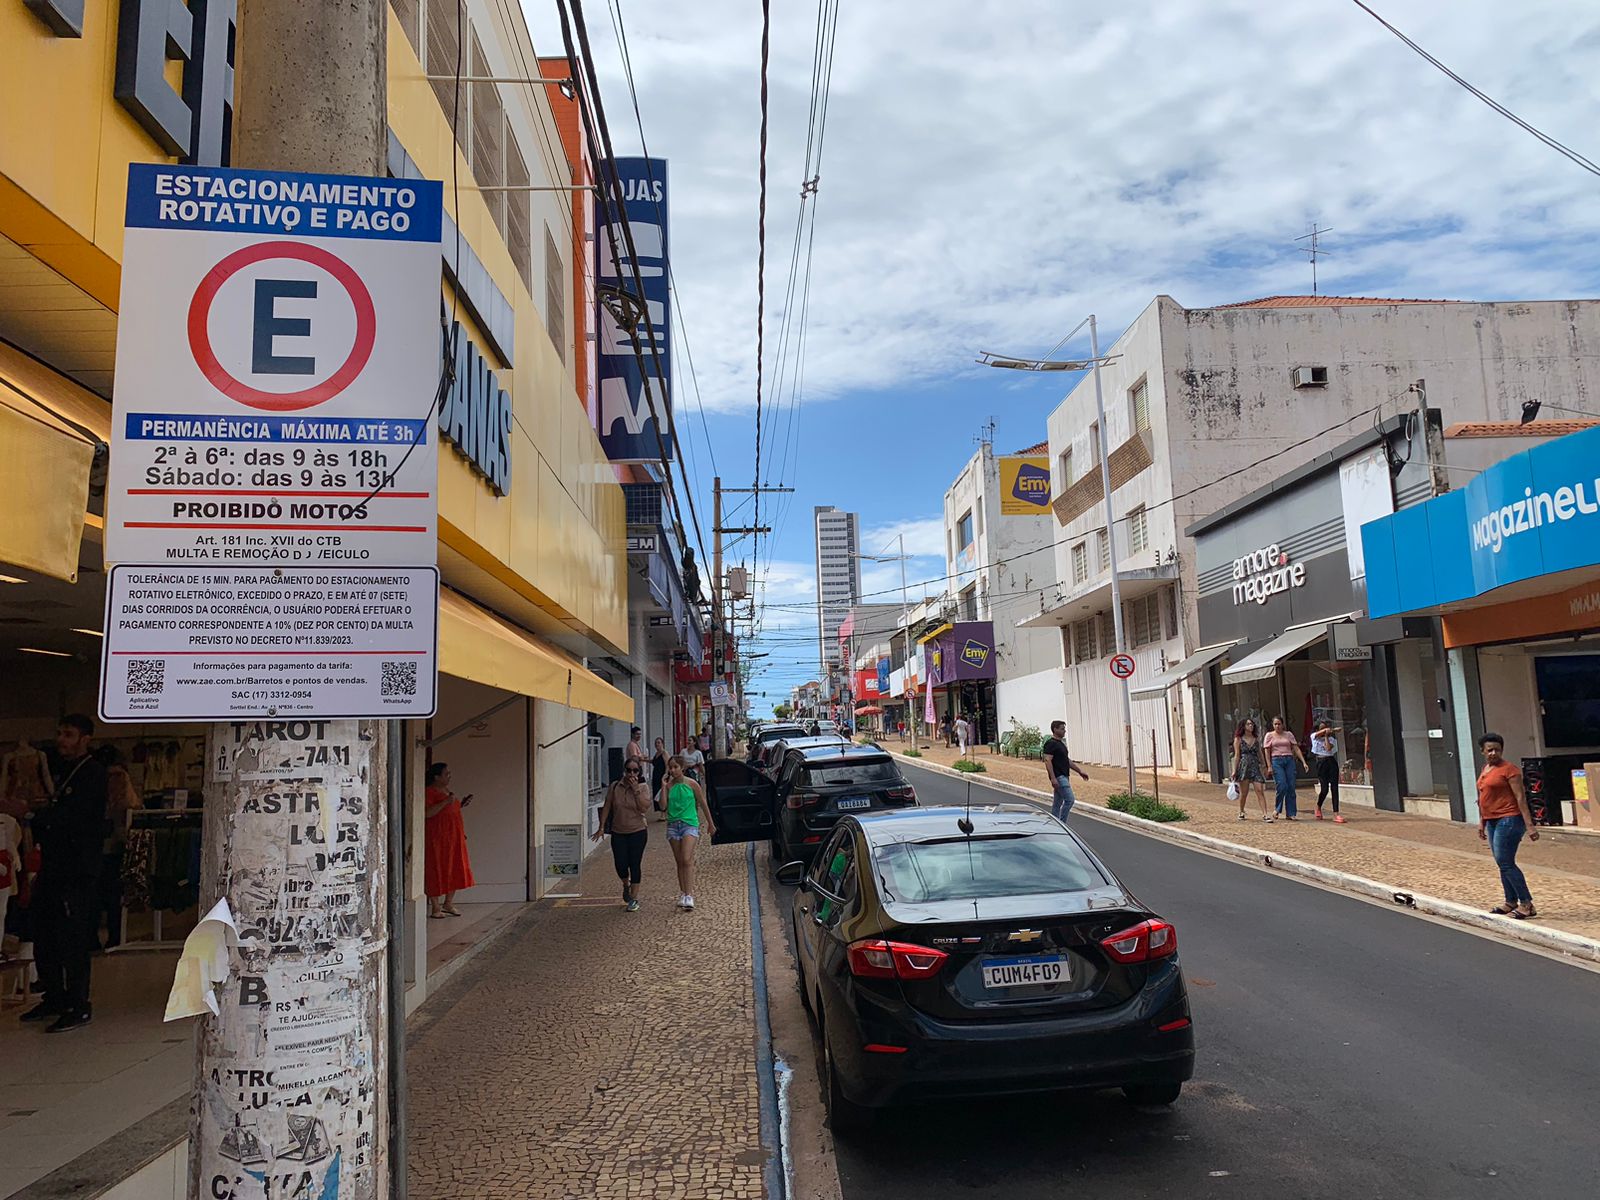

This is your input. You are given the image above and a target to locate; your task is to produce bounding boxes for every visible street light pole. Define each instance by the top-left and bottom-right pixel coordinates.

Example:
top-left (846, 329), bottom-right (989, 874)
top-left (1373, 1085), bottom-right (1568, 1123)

top-left (1088, 316), bottom-right (1139, 797)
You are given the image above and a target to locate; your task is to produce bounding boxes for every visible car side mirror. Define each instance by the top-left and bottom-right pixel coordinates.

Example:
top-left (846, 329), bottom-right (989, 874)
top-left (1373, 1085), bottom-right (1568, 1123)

top-left (775, 861), bottom-right (808, 888)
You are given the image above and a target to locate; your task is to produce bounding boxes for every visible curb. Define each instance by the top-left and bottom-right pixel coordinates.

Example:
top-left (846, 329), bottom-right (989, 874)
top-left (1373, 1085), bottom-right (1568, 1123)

top-left (890, 751), bottom-right (1600, 967)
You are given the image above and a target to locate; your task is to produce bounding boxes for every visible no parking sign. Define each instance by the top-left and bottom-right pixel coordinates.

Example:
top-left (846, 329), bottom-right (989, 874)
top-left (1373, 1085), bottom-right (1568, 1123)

top-left (101, 164), bottom-right (443, 721)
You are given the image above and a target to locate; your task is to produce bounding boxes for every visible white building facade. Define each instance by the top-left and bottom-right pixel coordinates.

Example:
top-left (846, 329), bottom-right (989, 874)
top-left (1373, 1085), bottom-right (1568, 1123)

top-left (814, 505), bottom-right (863, 686)
top-left (1023, 294), bottom-right (1600, 775)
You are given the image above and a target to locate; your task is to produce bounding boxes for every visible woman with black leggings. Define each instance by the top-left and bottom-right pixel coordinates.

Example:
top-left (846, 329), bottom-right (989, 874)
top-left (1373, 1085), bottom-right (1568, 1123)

top-left (593, 758), bottom-right (653, 911)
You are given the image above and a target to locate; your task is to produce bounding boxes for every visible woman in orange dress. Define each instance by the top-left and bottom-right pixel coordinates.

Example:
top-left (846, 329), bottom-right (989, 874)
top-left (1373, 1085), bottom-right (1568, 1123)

top-left (424, 762), bottom-right (474, 918)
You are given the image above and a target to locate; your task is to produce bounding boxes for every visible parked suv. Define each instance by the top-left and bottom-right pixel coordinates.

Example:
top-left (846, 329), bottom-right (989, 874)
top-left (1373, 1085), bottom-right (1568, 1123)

top-left (701, 745), bottom-right (918, 858)
top-left (756, 733), bottom-right (849, 776)
top-left (747, 722), bottom-right (806, 764)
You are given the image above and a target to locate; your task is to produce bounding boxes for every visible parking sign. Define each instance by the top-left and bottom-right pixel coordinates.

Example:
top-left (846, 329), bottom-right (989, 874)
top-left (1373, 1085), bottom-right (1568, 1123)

top-left (101, 165), bottom-right (443, 721)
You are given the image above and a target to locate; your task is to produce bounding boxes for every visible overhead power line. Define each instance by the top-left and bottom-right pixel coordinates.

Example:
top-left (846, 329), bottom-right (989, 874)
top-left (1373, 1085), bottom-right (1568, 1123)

top-left (1349, 0), bottom-right (1600, 180)
top-left (753, 0), bottom-right (773, 562)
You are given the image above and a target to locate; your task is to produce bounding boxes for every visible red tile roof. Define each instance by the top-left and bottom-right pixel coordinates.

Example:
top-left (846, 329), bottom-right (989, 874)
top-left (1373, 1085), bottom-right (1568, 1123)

top-left (1209, 295), bottom-right (1460, 309)
top-left (1012, 440), bottom-right (1049, 455)
top-left (1445, 420), bottom-right (1600, 438)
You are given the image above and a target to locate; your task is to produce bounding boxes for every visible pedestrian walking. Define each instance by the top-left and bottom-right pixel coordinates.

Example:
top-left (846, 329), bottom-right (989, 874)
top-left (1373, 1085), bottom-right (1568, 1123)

top-left (649, 737), bottom-right (669, 821)
top-left (1311, 720), bottom-right (1346, 823)
top-left (955, 713), bottom-right (972, 759)
top-left (626, 726), bottom-right (644, 766)
top-left (424, 763), bottom-right (475, 919)
top-left (1232, 718), bottom-right (1272, 821)
top-left (940, 714), bottom-right (953, 747)
top-left (678, 739), bottom-right (706, 786)
top-left (23, 714), bottom-right (106, 1033)
top-left (1476, 733), bottom-right (1539, 919)
top-left (1263, 716), bottom-right (1308, 820)
top-left (663, 756), bottom-right (716, 911)
top-left (1042, 720), bottom-right (1091, 821)
top-left (593, 758), bottom-right (652, 911)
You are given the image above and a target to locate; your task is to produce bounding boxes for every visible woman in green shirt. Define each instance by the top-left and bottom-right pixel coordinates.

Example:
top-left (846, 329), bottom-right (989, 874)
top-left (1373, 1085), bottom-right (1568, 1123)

top-left (663, 755), bottom-right (716, 911)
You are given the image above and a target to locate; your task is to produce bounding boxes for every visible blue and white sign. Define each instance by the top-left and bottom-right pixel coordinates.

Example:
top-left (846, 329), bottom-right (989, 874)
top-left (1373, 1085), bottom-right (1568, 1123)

top-left (103, 164), bottom-right (443, 721)
top-left (1362, 424), bottom-right (1600, 618)
top-left (595, 157), bottom-right (672, 463)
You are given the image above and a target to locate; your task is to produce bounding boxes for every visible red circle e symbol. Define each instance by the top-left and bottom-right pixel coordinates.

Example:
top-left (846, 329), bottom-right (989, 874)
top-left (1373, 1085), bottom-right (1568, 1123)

top-left (186, 241), bottom-right (376, 412)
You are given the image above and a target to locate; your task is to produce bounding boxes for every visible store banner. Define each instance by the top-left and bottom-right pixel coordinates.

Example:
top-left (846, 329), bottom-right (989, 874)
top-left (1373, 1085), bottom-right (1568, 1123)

top-left (595, 157), bottom-right (672, 462)
top-left (102, 163), bottom-right (443, 721)
top-left (924, 621), bottom-right (998, 682)
top-left (877, 656), bottom-right (891, 696)
top-left (999, 455), bottom-right (1052, 515)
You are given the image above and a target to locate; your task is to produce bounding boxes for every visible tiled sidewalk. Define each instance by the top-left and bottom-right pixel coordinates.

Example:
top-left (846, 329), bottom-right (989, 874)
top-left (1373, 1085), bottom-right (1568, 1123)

top-left (894, 741), bottom-right (1600, 942)
top-left (406, 828), bottom-right (767, 1200)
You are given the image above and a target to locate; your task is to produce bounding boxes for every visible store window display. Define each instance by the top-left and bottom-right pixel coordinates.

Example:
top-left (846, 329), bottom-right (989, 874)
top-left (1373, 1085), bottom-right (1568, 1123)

top-left (2, 738), bottom-right (53, 818)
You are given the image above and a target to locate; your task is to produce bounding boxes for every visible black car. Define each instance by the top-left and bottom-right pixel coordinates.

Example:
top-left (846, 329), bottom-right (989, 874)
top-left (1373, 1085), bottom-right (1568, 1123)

top-left (747, 722), bottom-right (806, 764)
top-left (755, 733), bottom-right (850, 776)
top-left (776, 805), bottom-right (1194, 1132)
top-left (702, 745), bottom-right (918, 859)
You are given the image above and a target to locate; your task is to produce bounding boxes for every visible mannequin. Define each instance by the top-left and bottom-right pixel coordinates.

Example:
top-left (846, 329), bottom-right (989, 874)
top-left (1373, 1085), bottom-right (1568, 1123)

top-left (1, 738), bottom-right (53, 819)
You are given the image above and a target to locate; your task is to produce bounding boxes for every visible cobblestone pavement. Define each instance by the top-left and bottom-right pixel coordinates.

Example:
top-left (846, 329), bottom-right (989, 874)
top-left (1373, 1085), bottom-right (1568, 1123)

top-left (891, 740), bottom-right (1600, 942)
top-left (407, 828), bottom-right (767, 1200)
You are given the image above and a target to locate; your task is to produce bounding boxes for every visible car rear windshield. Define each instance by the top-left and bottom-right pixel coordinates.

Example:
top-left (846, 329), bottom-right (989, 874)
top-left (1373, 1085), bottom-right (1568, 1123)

top-left (803, 760), bottom-right (901, 788)
top-left (871, 834), bottom-right (1105, 902)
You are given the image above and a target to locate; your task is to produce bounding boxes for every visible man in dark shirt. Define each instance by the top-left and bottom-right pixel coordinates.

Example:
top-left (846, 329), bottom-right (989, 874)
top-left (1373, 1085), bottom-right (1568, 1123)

top-left (23, 714), bottom-right (107, 1032)
top-left (1042, 720), bottom-right (1089, 822)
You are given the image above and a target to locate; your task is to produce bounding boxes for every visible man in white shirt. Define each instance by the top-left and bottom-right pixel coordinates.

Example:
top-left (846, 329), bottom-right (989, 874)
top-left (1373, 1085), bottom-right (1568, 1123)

top-left (954, 714), bottom-right (972, 758)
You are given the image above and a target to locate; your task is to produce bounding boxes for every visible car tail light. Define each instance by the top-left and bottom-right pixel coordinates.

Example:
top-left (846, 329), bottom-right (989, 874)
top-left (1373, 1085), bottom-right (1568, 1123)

top-left (786, 791), bottom-right (822, 810)
top-left (847, 938), bottom-right (949, 980)
top-left (1100, 918), bottom-right (1178, 964)
top-left (885, 785), bottom-right (915, 803)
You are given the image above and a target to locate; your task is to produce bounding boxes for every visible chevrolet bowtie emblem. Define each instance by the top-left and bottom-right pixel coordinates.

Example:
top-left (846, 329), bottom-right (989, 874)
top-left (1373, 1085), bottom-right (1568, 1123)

top-left (1007, 929), bottom-right (1042, 943)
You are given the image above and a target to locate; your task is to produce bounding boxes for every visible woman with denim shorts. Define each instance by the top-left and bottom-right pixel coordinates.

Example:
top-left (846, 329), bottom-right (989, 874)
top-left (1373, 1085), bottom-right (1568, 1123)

top-left (663, 756), bottom-right (716, 911)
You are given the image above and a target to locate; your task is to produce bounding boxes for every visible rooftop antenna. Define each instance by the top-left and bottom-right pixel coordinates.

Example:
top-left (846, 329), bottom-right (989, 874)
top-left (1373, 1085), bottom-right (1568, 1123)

top-left (974, 417), bottom-right (996, 450)
top-left (1295, 223), bottom-right (1332, 295)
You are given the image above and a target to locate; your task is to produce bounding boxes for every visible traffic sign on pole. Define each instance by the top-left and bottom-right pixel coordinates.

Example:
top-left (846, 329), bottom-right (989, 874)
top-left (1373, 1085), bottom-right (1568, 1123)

top-left (1109, 653), bottom-right (1136, 680)
top-left (101, 164), bottom-right (443, 721)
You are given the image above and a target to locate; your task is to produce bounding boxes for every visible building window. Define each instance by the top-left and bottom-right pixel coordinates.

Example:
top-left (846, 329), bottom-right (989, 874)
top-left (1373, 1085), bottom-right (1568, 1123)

top-left (391, 0), bottom-right (421, 55)
top-left (504, 138), bottom-right (533, 297)
top-left (1099, 611), bottom-right (1117, 655)
top-left (1128, 592), bottom-right (1162, 649)
top-left (544, 226), bottom-right (566, 362)
top-left (1071, 617), bottom-right (1098, 664)
top-left (1058, 447), bottom-right (1073, 490)
top-left (1127, 505), bottom-right (1149, 554)
top-left (960, 586), bottom-right (978, 621)
top-left (976, 496), bottom-right (985, 539)
top-left (1097, 528), bottom-right (1110, 573)
top-left (1088, 420), bottom-right (1099, 460)
top-left (957, 510), bottom-right (974, 549)
top-left (426, 0), bottom-right (468, 157)
top-left (470, 33), bottom-right (504, 229)
top-left (1071, 542), bottom-right (1089, 585)
top-left (1130, 377), bottom-right (1150, 434)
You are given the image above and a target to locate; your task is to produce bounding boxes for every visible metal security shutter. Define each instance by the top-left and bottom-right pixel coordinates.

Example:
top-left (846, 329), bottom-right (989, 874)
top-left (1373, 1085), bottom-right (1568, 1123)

top-left (544, 226), bottom-right (566, 362)
top-left (505, 138), bottom-right (533, 296)
top-left (390, 0), bottom-right (421, 56)
top-left (426, 0), bottom-right (468, 157)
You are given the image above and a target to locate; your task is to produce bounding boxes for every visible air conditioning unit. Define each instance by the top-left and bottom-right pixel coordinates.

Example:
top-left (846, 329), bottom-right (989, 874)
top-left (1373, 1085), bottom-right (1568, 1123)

top-left (1292, 365), bottom-right (1329, 388)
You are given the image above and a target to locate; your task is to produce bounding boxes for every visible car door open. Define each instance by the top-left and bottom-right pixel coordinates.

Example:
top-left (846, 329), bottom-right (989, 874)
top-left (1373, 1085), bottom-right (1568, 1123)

top-left (705, 758), bottom-right (778, 844)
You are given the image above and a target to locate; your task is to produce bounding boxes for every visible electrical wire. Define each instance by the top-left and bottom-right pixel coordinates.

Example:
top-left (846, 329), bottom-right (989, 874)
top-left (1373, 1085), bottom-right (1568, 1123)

top-left (1349, 0), bottom-right (1600, 180)
top-left (753, 0), bottom-right (773, 561)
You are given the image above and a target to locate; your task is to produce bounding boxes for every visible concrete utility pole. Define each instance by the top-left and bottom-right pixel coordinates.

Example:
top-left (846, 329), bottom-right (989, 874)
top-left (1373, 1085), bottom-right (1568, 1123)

top-left (194, 4), bottom-right (397, 1200)
top-left (712, 477), bottom-right (726, 759)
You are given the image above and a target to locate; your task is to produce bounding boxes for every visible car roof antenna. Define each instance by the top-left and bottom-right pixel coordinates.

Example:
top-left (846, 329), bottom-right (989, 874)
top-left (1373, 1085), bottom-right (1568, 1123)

top-left (958, 777), bottom-right (975, 836)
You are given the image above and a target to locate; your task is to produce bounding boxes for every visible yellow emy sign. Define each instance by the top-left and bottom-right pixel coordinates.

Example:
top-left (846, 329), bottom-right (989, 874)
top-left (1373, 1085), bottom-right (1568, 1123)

top-left (999, 456), bottom-right (1052, 515)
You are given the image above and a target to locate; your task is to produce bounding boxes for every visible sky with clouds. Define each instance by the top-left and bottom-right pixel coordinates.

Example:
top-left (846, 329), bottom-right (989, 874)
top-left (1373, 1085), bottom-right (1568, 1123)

top-left (524, 0), bottom-right (1600, 708)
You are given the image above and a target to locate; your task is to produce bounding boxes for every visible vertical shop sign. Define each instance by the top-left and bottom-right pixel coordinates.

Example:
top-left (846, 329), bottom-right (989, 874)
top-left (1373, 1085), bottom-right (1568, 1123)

top-left (193, 721), bottom-right (382, 1200)
top-left (102, 164), bottom-right (443, 720)
top-left (594, 157), bottom-right (672, 462)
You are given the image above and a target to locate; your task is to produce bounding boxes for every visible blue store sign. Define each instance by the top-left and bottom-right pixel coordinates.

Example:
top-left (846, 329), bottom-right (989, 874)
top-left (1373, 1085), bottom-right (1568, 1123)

top-left (595, 157), bottom-right (672, 463)
top-left (1362, 424), bottom-right (1600, 618)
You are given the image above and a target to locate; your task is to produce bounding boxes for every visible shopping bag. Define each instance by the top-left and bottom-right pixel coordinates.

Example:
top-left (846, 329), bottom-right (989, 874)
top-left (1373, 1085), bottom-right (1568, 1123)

top-left (1225, 780), bottom-right (1240, 803)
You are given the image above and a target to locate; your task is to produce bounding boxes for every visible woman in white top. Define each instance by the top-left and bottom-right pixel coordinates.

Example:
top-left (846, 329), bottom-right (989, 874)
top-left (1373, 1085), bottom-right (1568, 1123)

top-left (1311, 720), bottom-right (1346, 823)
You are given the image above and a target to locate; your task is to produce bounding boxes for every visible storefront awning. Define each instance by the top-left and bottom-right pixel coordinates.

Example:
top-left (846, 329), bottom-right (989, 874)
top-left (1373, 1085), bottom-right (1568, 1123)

top-left (439, 589), bottom-right (634, 721)
top-left (0, 341), bottom-right (108, 582)
top-left (1219, 623), bottom-right (1334, 685)
top-left (1129, 641), bottom-right (1239, 699)
top-left (917, 622), bottom-right (953, 644)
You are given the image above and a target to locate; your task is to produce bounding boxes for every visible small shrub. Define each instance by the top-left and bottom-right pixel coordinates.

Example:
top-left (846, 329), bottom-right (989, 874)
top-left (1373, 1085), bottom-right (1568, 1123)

top-left (1007, 719), bottom-right (1044, 758)
top-left (953, 758), bottom-right (987, 773)
top-left (904, 748), bottom-right (922, 758)
top-left (1106, 792), bottom-right (1188, 823)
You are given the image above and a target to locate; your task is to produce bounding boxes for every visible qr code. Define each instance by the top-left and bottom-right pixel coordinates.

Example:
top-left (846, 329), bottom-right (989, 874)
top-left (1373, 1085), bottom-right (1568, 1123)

top-left (381, 661), bottom-right (418, 697)
top-left (128, 659), bottom-right (166, 694)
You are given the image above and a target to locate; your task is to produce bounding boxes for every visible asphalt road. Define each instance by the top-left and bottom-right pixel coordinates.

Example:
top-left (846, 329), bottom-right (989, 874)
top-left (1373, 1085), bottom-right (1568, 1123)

top-left (781, 763), bottom-right (1600, 1200)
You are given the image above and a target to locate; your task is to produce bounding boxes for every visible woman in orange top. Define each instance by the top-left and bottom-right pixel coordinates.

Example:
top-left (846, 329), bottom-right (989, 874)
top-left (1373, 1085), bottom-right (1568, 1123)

top-left (424, 762), bottom-right (475, 918)
top-left (1476, 732), bottom-right (1539, 919)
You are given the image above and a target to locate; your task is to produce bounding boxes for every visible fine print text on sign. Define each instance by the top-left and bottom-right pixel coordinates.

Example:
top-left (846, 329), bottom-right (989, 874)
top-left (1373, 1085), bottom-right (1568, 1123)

top-left (106, 164), bottom-right (442, 569)
top-left (100, 566), bottom-right (438, 721)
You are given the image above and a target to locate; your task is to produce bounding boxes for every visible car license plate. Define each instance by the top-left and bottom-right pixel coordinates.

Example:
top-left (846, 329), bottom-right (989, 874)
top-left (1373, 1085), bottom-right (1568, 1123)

top-left (982, 955), bottom-right (1069, 989)
top-left (836, 795), bottom-right (871, 811)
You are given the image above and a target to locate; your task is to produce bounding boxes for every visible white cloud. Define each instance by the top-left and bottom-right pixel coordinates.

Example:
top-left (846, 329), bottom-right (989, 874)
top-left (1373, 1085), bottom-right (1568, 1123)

top-left (524, 0), bottom-right (1600, 417)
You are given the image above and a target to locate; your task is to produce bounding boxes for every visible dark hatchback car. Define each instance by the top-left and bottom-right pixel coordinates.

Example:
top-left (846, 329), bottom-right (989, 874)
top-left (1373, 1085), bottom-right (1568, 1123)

top-left (746, 722), bottom-right (806, 764)
top-left (703, 745), bottom-right (917, 860)
top-left (777, 806), bottom-right (1194, 1132)
top-left (755, 732), bottom-right (850, 776)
